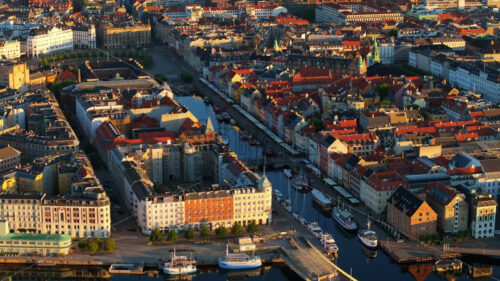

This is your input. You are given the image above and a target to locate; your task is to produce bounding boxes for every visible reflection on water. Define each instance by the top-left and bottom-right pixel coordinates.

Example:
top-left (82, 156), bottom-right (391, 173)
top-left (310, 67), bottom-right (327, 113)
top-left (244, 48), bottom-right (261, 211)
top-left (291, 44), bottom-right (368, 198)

top-left (0, 265), bottom-right (296, 281)
top-left (0, 265), bottom-right (111, 280)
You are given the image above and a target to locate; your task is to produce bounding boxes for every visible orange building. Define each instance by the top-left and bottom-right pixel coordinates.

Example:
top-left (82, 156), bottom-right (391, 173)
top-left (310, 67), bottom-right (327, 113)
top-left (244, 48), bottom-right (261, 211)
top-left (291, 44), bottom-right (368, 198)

top-left (184, 190), bottom-right (233, 228)
top-left (387, 187), bottom-right (437, 239)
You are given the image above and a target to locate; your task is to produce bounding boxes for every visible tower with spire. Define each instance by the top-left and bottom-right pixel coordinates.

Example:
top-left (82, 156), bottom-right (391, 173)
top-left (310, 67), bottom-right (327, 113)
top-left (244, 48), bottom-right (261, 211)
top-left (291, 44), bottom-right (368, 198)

top-left (372, 37), bottom-right (381, 64)
top-left (273, 39), bottom-right (281, 52)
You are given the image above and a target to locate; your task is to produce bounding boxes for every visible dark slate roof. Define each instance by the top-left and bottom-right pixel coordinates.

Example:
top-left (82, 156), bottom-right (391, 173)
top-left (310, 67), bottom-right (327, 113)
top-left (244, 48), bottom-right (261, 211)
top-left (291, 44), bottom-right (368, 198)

top-left (131, 180), bottom-right (153, 201)
top-left (343, 154), bottom-right (360, 171)
top-left (388, 186), bottom-right (423, 217)
top-left (480, 159), bottom-right (500, 173)
top-left (320, 135), bottom-right (336, 148)
top-left (449, 153), bottom-right (473, 169)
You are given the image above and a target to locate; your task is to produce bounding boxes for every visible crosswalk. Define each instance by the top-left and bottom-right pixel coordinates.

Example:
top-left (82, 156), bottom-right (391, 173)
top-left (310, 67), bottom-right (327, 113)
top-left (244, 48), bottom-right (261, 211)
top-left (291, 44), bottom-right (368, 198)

top-left (115, 235), bottom-right (139, 240)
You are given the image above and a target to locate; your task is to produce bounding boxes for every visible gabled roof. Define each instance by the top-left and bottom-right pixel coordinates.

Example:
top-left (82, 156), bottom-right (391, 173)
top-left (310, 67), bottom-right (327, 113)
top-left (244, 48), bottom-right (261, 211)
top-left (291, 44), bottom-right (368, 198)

top-left (425, 183), bottom-right (459, 206)
top-left (388, 186), bottom-right (425, 217)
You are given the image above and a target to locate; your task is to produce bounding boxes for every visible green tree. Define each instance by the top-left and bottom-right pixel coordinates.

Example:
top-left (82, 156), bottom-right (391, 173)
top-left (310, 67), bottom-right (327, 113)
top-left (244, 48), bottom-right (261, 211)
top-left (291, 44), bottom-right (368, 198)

top-left (154, 73), bottom-right (168, 84)
top-left (185, 226), bottom-right (195, 240)
top-left (231, 222), bottom-right (243, 236)
top-left (199, 224), bottom-right (210, 239)
top-left (167, 229), bottom-right (178, 241)
top-left (375, 83), bottom-right (391, 100)
top-left (180, 72), bottom-right (194, 83)
top-left (103, 238), bottom-right (116, 252)
top-left (389, 27), bottom-right (398, 38)
top-left (77, 240), bottom-right (88, 250)
top-left (150, 228), bottom-right (163, 242)
top-left (87, 241), bottom-right (99, 255)
top-left (48, 79), bottom-right (77, 101)
top-left (246, 220), bottom-right (259, 235)
top-left (215, 225), bottom-right (227, 239)
top-left (308, 120), bottom-right (325, 132)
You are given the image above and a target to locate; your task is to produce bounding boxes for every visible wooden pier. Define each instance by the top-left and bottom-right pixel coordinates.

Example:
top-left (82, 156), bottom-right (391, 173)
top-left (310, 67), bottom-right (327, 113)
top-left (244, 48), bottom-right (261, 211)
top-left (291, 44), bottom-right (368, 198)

top-left (379, 241), bottom-right (460, 264)
top-left (279, 237), bottom-right (356, 281)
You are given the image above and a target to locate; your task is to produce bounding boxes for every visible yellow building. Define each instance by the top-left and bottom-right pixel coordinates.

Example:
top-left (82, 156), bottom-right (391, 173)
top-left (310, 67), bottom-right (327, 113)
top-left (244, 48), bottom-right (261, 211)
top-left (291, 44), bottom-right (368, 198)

top-left (0, 221), bottom-right (72, 256)
top-left (16, 168), bottom-right (43, 192)
top-left (0, 61), bottom-right (29, 90)
top-left (425, 183), bottom-right (469, 234)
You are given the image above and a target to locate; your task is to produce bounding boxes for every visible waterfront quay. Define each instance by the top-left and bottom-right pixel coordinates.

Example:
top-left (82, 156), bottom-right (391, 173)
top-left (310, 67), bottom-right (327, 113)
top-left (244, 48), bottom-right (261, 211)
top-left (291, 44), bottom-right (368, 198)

top-left (0, 202), bottom-right (356, 281)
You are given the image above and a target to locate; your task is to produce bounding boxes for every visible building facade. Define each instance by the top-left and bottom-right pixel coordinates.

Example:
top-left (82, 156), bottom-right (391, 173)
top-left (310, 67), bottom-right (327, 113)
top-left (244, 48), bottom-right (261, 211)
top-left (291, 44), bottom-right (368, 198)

top-left (0, 145), bottom-right (20, 172)
top-left (72, 24), bottom-right (96, 49)
top-left (387, 187), bottom-right (438, 239)
top-left (97, 23), bottom-right (151, 49)
top-left (0, 40), bottom-right (21, 60)
top-left (425, 183), bottom-right (468, 234)
top-left (27, 25), bottom-right (74, 57)
top-left (470, 194), bottom-right (497, 239)
top-left (0, 220), bottom-right (72, 256)
top-left (0, 61), bottom-right (29, 90)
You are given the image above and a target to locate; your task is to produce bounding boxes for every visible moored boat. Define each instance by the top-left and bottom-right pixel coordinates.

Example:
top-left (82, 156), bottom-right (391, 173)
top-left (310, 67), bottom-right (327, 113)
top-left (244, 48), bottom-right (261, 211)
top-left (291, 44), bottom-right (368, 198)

top-left (221, 112), bottom-right (231, 122)
top-left (292, 176), bottom-right (311, 192)
top-left (320, 233), bottom-right (339, 255)
top-left (161, 249), bottom-right (197, 275)
top-left (311, 189), bottom-right (333, 212)
top-left (434, 259), bottom-right (462, 273)
top-left (218, 245), bottom-right (262, 270)
top-left (332, 207), bottom-right (358, 231)
top-left (216, 114), bottom-right (224, 122)
top-left (358, 221), bottom-right (377, 249)
top-left (283, 168), bottom-right (293, 178)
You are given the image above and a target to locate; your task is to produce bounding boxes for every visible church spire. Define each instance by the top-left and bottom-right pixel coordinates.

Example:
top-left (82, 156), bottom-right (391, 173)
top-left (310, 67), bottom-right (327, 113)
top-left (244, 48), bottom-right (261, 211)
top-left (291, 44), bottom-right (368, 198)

top-left (205, 117), bottom-right (215, 135)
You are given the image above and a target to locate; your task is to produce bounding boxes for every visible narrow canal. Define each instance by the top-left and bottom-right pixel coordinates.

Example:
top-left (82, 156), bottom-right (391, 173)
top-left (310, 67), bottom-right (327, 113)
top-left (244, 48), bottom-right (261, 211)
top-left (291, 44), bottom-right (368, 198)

top-left (175, 95), bottom-right (500, 281)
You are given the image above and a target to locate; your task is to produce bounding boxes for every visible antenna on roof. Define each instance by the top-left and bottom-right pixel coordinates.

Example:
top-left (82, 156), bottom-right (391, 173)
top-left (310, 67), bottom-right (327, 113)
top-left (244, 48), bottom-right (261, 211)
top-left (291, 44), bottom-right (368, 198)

top-left (263, 154), bottom-right (266, 177)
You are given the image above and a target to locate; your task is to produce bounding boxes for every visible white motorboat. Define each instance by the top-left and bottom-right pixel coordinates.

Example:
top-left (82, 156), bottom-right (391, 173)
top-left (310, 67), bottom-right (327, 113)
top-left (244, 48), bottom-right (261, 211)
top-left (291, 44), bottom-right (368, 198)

top-left (332, 207), bottom-right (358, 231)
top-left (218, 245), bottom-right (262, 270)
top-left (358, 220), bottom-right (377, 249)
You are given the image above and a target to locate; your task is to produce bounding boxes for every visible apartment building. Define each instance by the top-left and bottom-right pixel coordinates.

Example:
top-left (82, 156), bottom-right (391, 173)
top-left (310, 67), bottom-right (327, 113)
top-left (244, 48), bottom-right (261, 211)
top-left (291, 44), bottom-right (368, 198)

top-left (27, 24), bottom-right (74, 57)
top-left (184, 190), bottom-right (234, 228)
top-left (425, 183), bottom-right (468, 234)
top-left (232, 177), bottom-right (272, 226)
top-left (134, 192), bottom-right (185, 234)
top-left (72, 24), bottom-right (96, 49)
top-left (361, 170), bottom-right (409, 214)
top-left (387, 187), bottom-right (437, 239)
top-left (0, 145), bottom-right (20, 172)
top-left (97, 22), bottom-right (151, 49)
top-left (0, 91), bottom-right (79, 162)
top-left (0, 151), bottom-right (111, 238)
top-left (0, 61), bottom-right (29, 90)
top-left (0, 40), bottom-right (21, 60)
top-left (316, 3), bottom-right (403, 24)
top-left (470, 194), bottom-right (497, 239)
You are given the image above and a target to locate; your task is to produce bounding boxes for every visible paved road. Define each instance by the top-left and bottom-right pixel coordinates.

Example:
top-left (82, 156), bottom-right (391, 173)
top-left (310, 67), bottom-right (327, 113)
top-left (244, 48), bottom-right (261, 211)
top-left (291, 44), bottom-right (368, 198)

top-left (146, 46), bottom-right (192, 81)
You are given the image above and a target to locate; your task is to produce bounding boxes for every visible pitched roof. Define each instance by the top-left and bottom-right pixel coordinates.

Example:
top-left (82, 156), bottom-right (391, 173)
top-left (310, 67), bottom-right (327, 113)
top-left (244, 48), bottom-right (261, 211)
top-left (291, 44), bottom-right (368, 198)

top-left (388, 186), bottom-right (425, 217)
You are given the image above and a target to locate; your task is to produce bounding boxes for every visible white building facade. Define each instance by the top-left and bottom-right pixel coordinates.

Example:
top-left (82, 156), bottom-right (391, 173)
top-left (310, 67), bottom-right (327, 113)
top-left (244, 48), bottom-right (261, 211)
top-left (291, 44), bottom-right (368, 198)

top-left (0, 40), bottom-right (21, 60)
top-left (73, 25), bottom-right (96, 49)
top-left (27, 25), bottom-right (74, 57)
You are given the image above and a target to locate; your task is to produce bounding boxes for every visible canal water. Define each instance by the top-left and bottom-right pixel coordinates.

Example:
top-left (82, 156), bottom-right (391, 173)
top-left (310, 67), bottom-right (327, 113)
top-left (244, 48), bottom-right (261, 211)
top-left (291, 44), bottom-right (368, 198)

top-left (174, 95), bottom-right (500, 281)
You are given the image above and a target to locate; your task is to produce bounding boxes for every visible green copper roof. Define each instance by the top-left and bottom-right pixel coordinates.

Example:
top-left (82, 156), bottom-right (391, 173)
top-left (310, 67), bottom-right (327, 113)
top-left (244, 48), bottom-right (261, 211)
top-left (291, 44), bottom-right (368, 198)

top-left (0, 233), bottom-right (71, 242)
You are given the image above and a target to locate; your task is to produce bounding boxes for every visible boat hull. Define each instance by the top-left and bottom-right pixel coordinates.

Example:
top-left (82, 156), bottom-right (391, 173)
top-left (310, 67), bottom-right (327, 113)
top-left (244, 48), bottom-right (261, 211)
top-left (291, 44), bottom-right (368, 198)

top-left (332, 212), bottom-right (358, 232)
top-left (218, 260), bottom-right (262, 270)
top-left (162, 266), bottom-right (197, 275)
top-left (358, 234), bottom-right (377, 249)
